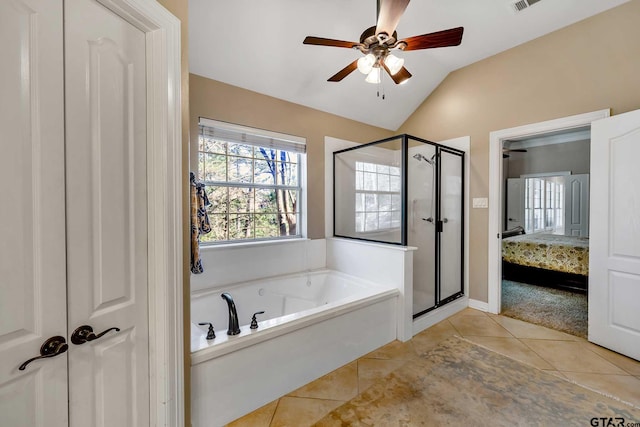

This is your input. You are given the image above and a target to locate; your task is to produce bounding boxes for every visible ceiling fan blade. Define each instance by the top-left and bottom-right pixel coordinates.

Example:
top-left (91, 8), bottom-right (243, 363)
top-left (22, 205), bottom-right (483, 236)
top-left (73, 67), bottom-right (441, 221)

top-left (503, 148), bottom-right (527, 153)
top-left (400, 27), bottom-right (464, 51)
top-left (375, 0), bottom-right (410, 37)
top-left (328, 60), bottom-right (359, 82)
top-left (383, 63), bottom-right (412, 85)
top-left (303, 36), bottom-right (359, 49)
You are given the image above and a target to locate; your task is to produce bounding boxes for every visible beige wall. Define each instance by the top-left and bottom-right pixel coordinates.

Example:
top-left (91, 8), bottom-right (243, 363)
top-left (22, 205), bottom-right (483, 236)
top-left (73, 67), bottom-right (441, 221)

top-left (506, 140), bottom-right (590, 178)
top-left (189, 74), bottom-right (394, 238)
top-left (399, 0), bottom-right (640, 302)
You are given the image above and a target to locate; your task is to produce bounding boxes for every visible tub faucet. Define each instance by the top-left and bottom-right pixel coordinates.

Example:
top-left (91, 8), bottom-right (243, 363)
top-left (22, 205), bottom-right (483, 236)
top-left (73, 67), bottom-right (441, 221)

top-left (221, 293), bottom-right (241, 335)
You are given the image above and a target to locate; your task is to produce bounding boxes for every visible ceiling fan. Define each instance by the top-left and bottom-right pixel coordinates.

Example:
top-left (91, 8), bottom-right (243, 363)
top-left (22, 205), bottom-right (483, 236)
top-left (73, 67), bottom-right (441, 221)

top-left (303, 0), bottom-right (464, 85)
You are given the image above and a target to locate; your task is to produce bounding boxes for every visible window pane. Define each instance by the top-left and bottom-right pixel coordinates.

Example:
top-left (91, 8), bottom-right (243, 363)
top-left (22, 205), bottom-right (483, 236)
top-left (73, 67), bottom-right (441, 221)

top-left (390, 175), bottom-right (401, 192)
top-left (356, 171), bottom-right (364, 190)
top-left (365, 213), bottom-right (378, 231)
top-left (355, 193), bottom-right (364, 211)
top-left (279, 212), bottom-right (298, 236)
top-left (228, 214), bottom-right (254, 239)
top-left (278, 150), bottom-right (298, 164)
top-left (280, 189), bottom-right (298, 217)
top-left (379, 194), bottom-right (392, 211)
top-left (198, 152), bottom-right (206, 181)
top-left (365, 194), bottom-right (377, 211)
top-left (391, 211), bottom-right (401, 228)
top-left (379, 211), bottom-right (391, 229)
top-left (254, 159), bottom-right (276, 184)
top-left (390, 166), bottom-right (401, 176)
top-left (228, 187), bottom-right (254, 213)
top-left (205, 214), bottom-right (228, 242)
top-left (364, 172), bottom-right (376, 191)
top-left (202, 137), bottom-right (226, 154)
top-left (228, 142), bottom-right (253, 157)
top-left (255, 188), bottom-right (277, 213)
top-left (377, 173), bottom-right (390, 192)
top-left (355, 213), bottom-right (364, 232)
top-left (254, 214), bottom-right (279, 238)
top-left (277, 162), bottom-right (298, 186)
top-left (391, 194), bottom-right (401, 210)
top-left (205, 186), bottom-right (228, 214)
top-left (363, 163), bottom-right (376, 172)
top-left (204, 153), bottom-right (226, 181)
top-left (376, 164), bottom-right (390, 174)
top-left (256, 147), bottom-right (277, 162)
top-left (228, 156), bottom-right (253, 182)
top-left (356, 162), bottom-right (364, 171)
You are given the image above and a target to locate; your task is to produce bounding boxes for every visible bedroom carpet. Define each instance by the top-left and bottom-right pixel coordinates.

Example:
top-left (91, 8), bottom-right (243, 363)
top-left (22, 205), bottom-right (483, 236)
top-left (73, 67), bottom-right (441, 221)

top-left (501, 280), bottom-right (587, 338)
top-left (313, 336), bottom-right (640, 426)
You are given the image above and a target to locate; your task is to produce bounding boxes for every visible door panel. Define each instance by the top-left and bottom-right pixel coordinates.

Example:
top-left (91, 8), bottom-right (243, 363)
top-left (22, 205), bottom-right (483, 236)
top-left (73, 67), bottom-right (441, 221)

top-left (64, 0), bottom-right (149, 425)
top-left (590, 109), bottom-right (640, 360)
top-left (506, 178), bottom-right (524, 230)
top-left (439, 149), bottom-right (464, 302)
top-left (0, 0), bottom-right (68, 425)
top-left (564, 174), bottom-right (589, 237)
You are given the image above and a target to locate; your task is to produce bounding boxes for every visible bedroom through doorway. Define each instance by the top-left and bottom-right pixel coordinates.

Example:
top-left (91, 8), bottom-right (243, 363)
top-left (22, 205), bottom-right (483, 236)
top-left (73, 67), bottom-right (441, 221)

top-left (499, 127), bottom-right (589, 337)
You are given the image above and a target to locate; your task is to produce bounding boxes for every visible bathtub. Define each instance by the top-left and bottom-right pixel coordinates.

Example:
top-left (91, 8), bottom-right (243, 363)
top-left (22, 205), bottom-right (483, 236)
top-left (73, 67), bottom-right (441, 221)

top-left (190, 269), bottom-right (398, 426)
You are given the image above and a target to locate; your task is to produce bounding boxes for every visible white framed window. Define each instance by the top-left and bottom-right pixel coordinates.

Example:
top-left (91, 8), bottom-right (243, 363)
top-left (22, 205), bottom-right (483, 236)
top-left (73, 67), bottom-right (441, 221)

top-left (198, 118), bottom-right (306, 244)
top-left (524, 175), bottom-right (564, 234)
top-left (354, 161), bottom-right (402, 232)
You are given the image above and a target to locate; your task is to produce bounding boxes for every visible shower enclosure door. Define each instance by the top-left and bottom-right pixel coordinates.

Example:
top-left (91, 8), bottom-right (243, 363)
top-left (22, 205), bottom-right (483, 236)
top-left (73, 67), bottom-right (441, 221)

top-left (438, 148), bottom-right (464, 304)
top-left (407, 144), bottom-right (438, 315)
top-left (410, 144), bottom-right (464, 317)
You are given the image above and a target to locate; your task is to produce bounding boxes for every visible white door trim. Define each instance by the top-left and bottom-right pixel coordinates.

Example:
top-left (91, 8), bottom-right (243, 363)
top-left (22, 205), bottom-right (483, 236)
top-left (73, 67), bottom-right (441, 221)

top-left (487, 110), bottom-right (609, 314)
top-left (96, 0), bottom-right (183, 425)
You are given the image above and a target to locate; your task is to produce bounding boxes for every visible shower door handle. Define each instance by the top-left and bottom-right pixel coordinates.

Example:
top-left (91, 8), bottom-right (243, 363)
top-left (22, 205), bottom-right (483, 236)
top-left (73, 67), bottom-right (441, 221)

top-left (436, 220), bottom-right (444, 232)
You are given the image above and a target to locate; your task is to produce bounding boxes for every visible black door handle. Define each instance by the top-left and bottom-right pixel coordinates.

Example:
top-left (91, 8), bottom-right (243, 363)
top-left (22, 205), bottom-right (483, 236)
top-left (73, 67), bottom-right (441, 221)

top-left (19, 336), bottom-right (68, 371)
top-left (71, 325), bottom-right (120, 345)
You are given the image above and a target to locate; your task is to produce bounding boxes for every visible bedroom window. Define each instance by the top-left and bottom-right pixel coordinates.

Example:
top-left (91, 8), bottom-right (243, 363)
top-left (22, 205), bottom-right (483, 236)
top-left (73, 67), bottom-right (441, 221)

top-left (197, 118), bottom-right (306, 244)
top-left (354, 161), bottom-right (402, 232)
top-left (524, 176), bottom-right (564, 234)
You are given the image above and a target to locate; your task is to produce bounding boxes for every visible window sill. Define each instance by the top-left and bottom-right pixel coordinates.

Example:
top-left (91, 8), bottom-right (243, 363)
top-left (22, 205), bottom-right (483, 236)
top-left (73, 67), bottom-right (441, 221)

top-left (199, 237), bottom-right (310, 252)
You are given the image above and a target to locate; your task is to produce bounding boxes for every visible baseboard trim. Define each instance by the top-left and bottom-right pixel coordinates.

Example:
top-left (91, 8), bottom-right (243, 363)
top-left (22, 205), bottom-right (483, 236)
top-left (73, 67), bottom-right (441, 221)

top-left (468, 299), bottom-right (489, 312)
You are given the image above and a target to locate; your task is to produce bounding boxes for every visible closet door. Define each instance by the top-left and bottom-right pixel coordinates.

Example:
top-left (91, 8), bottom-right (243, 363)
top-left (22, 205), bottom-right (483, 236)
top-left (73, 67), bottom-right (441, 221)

top-left (0, 0), bottom-right (68, 426)
top-left (64, 0), bottom-right (149, 425)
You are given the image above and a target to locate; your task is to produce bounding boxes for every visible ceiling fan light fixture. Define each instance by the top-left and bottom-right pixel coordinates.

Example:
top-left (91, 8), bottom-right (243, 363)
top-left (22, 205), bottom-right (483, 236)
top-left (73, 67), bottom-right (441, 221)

top-left (357, 53), bottom-right (376, 75)
top-left (384, 53), bottom-right (404, 75)
top-left (365, 67), bottom-right (381, 84)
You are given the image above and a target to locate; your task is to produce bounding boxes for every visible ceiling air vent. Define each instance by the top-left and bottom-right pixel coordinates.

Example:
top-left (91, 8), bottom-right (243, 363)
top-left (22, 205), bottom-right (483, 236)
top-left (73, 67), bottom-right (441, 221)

top-left (512, 0), bottom-right (541, 13)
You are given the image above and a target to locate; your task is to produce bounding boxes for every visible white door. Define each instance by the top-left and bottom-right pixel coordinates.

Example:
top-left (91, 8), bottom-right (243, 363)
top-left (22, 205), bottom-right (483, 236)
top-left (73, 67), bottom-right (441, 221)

top-left (0, 0), bottom-right (68, 426)
top-left (590, 109), bottom-right (640, 360)
top-left (564, 174), bottom-right (589, 237)
top-left (1, 0), bottom-right (151, 425)
top-left (506, 178), bottom-right (524, 230)
top-left (64, 0), bottom-right (149, 425)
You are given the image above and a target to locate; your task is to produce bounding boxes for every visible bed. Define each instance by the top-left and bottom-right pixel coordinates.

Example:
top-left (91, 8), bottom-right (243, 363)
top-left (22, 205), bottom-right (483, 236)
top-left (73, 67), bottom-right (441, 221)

top-left (502, 233), bottom-right (589, 292)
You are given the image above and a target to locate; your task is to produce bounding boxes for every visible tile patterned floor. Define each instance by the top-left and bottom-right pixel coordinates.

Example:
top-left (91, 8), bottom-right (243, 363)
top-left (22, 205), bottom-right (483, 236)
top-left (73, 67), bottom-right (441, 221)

top-left (227, 308), bottom-right (640, 427)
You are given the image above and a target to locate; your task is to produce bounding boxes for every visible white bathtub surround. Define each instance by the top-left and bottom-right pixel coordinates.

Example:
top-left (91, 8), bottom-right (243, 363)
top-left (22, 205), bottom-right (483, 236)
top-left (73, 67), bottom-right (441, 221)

top-left (190, 238), bottom-right (326, 292)
top-left (190, 270), bottom-right (398, 426)
top-left (326, 237), bottom-right (416, 342)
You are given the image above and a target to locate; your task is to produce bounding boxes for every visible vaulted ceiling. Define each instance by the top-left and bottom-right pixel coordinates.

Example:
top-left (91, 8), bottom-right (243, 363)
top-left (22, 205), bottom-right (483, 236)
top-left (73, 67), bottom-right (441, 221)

top-left (189, 0), bottom-right (629, 130)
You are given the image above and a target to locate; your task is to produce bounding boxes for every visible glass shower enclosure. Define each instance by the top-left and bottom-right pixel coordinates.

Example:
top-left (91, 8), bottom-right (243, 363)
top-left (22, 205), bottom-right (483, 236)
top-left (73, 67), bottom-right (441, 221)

top-left (334, 135), bottom-right (464, 316)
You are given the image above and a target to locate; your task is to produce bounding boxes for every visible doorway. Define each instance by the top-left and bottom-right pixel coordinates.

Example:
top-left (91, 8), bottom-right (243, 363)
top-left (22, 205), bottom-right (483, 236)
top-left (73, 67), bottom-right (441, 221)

top-left (487, 110), bottom-right (610, 317)
top-left (500, 130), bottom-right (590, 337)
